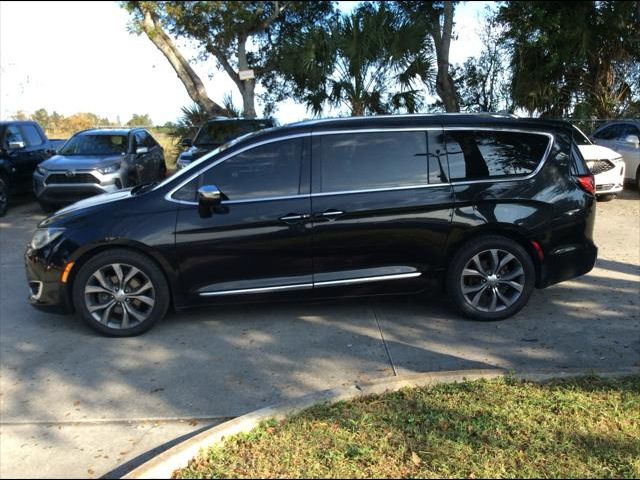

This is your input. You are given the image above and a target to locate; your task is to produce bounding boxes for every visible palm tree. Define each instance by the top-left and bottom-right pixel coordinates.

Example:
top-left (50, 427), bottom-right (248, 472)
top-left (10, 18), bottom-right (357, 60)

top-left (282, 3), bottom-right (433, 116)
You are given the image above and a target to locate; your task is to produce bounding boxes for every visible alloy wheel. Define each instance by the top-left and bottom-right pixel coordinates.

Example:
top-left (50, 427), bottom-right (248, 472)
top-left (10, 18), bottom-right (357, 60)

top-left (84, 263), bottom-right (155, 329)
top-left (460, 249), bottom-right (525, 312)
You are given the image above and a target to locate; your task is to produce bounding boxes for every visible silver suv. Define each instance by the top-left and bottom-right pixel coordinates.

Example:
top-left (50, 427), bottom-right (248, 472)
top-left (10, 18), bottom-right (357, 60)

top-left (33, 128), bottom-right (166, 211)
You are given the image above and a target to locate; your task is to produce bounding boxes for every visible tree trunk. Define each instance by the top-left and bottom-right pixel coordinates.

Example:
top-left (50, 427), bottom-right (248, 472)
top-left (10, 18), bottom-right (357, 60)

top-left (236, 36), bottom-right (257, 118)
top-left (432, 1), bottom-right (459, 113)
top-left (137, 6), bottom-right (226, 116)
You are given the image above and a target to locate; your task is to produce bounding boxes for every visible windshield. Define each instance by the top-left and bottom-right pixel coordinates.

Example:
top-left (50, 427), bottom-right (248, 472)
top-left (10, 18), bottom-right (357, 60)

top-left (59, 134), bottom-right (128, 156)
top-left (153, 131), bottom-right (260, 192)
top-left (194, 120), bottom-right (271, 146)
top-left (572, 126), bottom-right (593, 146)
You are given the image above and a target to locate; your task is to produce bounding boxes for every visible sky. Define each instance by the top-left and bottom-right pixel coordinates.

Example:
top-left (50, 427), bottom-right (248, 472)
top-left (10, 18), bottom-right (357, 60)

top-left (0, 1), bottom-right (491, 125)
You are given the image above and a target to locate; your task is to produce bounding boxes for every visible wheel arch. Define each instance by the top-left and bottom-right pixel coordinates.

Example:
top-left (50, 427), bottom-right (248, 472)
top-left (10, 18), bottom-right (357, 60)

top-left (444, 224), bottom-right (542, 288)
top-left (66, 241), bottom-right (181, 312)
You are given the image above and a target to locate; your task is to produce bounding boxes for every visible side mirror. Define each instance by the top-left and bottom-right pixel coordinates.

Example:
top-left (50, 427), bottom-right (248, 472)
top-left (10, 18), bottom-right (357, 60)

top-left (8, 140), bottom-right (25, 150)
top-left (624, 135), bottom-right (639, 147)
top-left (198, 185), bottom-right (223, 217)
top-left (181, 138), bottom-right (192, 148)
top-left (136, 146), bottom-right (149, 155)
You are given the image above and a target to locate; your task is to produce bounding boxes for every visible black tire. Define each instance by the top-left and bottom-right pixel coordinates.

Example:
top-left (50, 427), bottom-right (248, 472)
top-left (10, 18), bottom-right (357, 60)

top-left (0, 176), bottom-right (8, 217)
top-left (38, 199), bottom-right (58, 213)
top-left (596, 194), bottom-right (616, 202)
top-left (72, 249), bottom-right (170, 336)
top-left (446, 235), bottom-right (535, 321)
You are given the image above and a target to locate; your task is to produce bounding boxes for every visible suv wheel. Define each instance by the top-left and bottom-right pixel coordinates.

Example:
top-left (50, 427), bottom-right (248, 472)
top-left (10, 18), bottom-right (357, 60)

top-left (0, 176), bottom-right (7, 217)
top-left (72, 249), bottom-right (170, 336)
top-left (446, 236), bottom-right (535, 321)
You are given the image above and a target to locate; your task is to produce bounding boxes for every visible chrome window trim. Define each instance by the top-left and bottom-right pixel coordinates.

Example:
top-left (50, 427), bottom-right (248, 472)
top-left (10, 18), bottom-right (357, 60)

top-left (198, 271), bottom-right (422, 297)
top-left (167, 126), bottom-right (555, 205)
top-left (165, 132), bottom-right (311, 205)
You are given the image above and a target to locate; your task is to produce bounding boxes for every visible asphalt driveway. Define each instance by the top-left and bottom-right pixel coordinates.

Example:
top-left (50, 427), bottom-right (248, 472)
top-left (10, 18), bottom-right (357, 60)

top-left (1, 190), bottom-right (639, 478)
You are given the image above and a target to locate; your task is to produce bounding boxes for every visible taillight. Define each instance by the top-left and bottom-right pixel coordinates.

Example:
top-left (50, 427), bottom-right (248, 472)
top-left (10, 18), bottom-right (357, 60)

top-left (576, 174), bottom-right (595, 195)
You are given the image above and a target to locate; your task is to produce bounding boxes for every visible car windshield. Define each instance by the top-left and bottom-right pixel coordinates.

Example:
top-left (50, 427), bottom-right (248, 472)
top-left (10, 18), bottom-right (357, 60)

top-left (194, 121), bottom-right (270, 147)
top-left (59, 134), bottom-right (128, 156)
top-left (572, 126), bottom-right (592, 146)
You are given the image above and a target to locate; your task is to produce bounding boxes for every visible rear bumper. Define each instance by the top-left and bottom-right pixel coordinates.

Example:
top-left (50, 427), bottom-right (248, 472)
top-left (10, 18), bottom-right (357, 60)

top-left (538, 241), bottom-right (598, 288)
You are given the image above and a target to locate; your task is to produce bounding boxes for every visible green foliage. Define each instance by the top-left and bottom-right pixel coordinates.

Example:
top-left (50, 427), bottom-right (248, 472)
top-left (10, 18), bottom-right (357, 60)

top-left (176, 376), bottom-right (640, 479)
top-left (126, 113), bottom-right (153, 127)
top-left (497, 1), bottom-right (640, 118)
top-left (275, 2), bottom-right (433, 116)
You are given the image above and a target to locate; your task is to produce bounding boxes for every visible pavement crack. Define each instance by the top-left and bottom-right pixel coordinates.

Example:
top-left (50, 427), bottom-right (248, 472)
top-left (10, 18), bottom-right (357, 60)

top-left (372, 305), bottom-right (397, 376)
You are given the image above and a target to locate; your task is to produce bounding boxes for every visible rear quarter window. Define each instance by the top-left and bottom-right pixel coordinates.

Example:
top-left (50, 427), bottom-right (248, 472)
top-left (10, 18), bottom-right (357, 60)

top-left (444, 130), bottom-right (550, 181)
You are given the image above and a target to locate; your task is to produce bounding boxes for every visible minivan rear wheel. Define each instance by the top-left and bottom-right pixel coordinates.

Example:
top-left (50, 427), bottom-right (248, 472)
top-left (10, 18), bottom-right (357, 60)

top-left (447, 236), bottom-right (535, 321)
top-left (72, 249), bottom-right (170, 336)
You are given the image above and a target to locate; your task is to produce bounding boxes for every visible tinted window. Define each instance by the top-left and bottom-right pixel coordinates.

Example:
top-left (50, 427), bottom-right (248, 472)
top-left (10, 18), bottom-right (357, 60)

top-left (20, 125), bottom-right (44, 146)
top-left (618, 124), bottom-right (640, 139)
top-left (445, 130), bottom-right (549, 180)
top-left (173, 138), bottom-right (302, 202)
top-left (427, 130), bottom-right (448, 183)
top-left (60, 134), bottom-right (129, 156)
top-left (314, 132), bottom-right (429, 192)
top-left (593, 125), bottom-right (621, 140)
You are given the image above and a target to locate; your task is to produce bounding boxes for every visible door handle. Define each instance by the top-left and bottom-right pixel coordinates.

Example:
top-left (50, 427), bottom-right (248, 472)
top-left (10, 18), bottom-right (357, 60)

top-left (319, 210), bottom-right (345, 218)
top-left (279, 213), bottom-right (310, 222)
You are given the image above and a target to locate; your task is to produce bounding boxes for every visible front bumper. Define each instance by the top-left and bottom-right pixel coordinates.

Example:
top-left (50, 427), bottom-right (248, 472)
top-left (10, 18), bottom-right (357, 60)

top-left (25, 244), bottom-right (74, 313)
top-left (593, 159), bottom-right (625, 195)
top-left (33, 169), bottom-right (124, 204)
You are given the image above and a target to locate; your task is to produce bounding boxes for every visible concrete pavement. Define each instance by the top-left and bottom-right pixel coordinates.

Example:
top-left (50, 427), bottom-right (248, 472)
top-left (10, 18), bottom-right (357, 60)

top-left (1, 190), bottom-right (638, 478)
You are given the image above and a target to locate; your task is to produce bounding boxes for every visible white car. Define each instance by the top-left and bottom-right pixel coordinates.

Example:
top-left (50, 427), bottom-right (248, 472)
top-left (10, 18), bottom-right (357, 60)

top-left (591, 120), bottom-right (640, 190)
top-left (574, 126), bottom-right (625, 200)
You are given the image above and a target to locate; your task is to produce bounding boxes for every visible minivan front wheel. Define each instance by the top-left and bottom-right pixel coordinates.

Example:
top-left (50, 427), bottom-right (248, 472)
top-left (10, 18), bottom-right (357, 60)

top-left (72, 249), bottom-right (170, 336)
top-left (447, 236), bottom-right (535, 321)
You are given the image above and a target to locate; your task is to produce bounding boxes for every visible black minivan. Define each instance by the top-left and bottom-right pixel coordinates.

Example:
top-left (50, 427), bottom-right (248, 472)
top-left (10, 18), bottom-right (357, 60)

top-left (25, 114), bottom-right (597, 336)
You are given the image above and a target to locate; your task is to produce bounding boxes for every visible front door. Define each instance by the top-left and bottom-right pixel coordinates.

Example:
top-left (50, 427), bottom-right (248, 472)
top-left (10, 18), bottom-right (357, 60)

top-left (4, 124), bottom-right (50, 188)
top-left (310, 128), bottom-right (454, 297)
top-left (173, 135), bottom-right (313, 303)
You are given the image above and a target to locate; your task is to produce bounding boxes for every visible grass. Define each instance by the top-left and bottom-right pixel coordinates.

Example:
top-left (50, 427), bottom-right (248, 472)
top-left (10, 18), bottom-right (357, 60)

top-left (175, 375), bottom-right (640, 479)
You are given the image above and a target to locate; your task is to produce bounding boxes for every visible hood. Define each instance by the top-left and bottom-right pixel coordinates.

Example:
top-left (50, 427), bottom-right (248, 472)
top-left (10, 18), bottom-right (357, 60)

top-left (42, 189), bottom-right (133, 225)
top-left (578, 144), bottom-right (622, 161)
top-left (40, 154), bottom-right (125, 171)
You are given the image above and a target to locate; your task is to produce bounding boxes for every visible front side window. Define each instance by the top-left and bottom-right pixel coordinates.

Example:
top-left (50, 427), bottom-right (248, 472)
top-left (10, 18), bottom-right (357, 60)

top-left (617, 124), bottom-right (640, 139)
top-left (20, 125), bottom-right (44, 146)
top-left (593, 125), bottom-right (620, 140)
top-left (59, 134), bottom-right (129, 156)
top-left (445, 130), bottom-right (550, 181)
top-left (314, 131), bottom-right (430, 193)
top-left (173, 138), bottom-right (303, 202)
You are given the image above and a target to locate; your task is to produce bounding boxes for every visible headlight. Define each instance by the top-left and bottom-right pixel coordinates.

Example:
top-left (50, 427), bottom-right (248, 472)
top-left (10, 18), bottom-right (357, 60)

top-left (36, 165), bottom-right (48, 175)
top-left (30, 228), bottom-right (65, 250)
top-left (586, 161), bottom-right (595, 170)
top-left (98, 163), bottom-right (121, 174)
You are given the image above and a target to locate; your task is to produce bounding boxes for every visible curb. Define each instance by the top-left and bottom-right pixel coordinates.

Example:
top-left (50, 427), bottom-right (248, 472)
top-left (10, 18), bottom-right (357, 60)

top-left (122, 367), bottom-right (638, 479)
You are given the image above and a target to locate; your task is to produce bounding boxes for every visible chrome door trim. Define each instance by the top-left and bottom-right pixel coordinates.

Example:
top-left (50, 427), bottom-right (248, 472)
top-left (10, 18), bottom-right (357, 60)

top-left (314, 272), bottom-right (422, 287)
top-left (199, 283), bottom-right (313, 297)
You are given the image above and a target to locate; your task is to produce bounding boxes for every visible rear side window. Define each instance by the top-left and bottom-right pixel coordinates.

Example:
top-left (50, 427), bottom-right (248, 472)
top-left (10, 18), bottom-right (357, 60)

top-left (444, 130), bottom-right (550, 181)
top-left (173, 138), bottom-right (303, 202)
top-left (20, 125), bottom-right (45, 146)
top-left (314, 131), bottom-right (430, 193)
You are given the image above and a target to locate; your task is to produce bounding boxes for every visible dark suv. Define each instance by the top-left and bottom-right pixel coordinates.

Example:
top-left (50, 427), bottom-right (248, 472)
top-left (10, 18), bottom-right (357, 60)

top-left (25, 114), bottom-right (597, 336)
top-left (0, 121), bottom-right (54, 216)
top-left (176, 117), bottom-right (273, 170)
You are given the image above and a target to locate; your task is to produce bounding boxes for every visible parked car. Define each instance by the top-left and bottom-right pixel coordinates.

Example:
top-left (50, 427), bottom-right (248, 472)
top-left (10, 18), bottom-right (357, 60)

top-left (176, 117), bottom-right (273, 170)
top-left (572, 126), bottom-right (625, 201)
top-left (33, 128), bottom-right (166, 212)
top-left (25, 114), bottom-right (597, 336)
top-left (0, 120), bottom-right (54, 216)
top-left (591, 119), bottom-right (640, 190)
